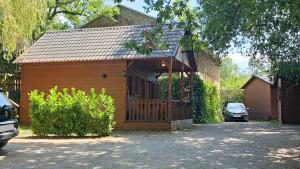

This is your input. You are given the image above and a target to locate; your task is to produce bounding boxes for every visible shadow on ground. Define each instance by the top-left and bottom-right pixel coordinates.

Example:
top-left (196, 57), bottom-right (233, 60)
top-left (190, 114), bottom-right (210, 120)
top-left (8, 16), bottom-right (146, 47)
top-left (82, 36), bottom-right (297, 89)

top-left (0, 122), bottom-right (300, 169)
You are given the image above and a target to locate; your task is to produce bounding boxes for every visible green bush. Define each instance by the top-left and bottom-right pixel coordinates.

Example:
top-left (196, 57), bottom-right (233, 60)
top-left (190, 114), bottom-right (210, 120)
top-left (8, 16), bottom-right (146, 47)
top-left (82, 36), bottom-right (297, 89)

top-left (159, 74), bottom-right (222, 124)
top-left (201, 81), bottom-right (223, 123)
top-left (220, 89), bottom-right (244, 107)
top-left (29, 87), bottom-right (115, 137)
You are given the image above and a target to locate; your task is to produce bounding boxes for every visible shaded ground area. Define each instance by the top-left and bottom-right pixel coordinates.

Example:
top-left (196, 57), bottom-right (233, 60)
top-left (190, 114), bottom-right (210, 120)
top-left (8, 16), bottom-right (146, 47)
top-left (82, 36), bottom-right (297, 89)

top-left (0, 122), bottom-right (300, 169)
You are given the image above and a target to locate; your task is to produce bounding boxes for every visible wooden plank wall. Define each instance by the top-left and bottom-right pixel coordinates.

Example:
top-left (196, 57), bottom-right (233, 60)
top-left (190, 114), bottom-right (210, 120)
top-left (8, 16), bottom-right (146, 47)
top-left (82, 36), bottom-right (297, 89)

top-left (243, 78), bottom-right (272, 120)
top-left (282, 84), bottom-right (300, 124)
top-left (20, 61), bottom-right (127, 127)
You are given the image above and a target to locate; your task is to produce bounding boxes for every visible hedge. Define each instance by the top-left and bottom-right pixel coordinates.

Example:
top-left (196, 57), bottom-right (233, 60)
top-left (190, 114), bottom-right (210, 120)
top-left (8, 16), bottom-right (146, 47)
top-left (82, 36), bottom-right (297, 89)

top-left (29, 87), bottom-right (115, 137)
top-left (159, 74), bottom-right (222, 123)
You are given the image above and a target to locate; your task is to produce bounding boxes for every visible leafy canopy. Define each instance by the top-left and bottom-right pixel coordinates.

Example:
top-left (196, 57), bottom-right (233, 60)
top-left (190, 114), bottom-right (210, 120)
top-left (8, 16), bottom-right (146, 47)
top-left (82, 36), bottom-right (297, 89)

top-left (220, 57), bottom-right (249, 90)
top-left (0, 0), bottom-right (118, 56)
top-left (0, 0), bottom-right (46, 53)
top-left (46, 0), bottom-right (118, 28)
top-left (117, 0), bottom-right (300, 85)
top-left (220, 57), bottom-right (250, 106)
top-left (199, 0), bottom-right (300, 85)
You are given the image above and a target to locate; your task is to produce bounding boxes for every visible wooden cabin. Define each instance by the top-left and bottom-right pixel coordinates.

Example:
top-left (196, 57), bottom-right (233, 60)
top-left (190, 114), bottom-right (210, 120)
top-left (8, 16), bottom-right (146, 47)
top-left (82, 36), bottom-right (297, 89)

top-left (241, 76), bottom-right (274, 120)
top-left (242, 76), bottom-right (300, 124)
top-left (14, 25), bottom-right (196, 130)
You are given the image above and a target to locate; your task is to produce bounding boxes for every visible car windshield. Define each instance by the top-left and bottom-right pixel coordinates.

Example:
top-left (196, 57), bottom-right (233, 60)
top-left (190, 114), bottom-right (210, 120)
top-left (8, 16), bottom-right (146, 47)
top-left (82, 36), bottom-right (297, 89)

top-left (0, 92), bottom-right (12, 107)
top-left (227, 103), bottom-right (245, 110)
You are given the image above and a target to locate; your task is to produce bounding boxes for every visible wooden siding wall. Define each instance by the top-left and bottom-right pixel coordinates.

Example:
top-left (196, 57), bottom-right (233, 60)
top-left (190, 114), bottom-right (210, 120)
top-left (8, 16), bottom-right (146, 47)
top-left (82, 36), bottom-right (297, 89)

top-left (20, 61), bottom-right (127, 127)
top-left (194, 50), bottom-right (220, 87)
top-left (282, 85), bottom-right (300, 124)
top-left (243, 78), bottom-right (271, 120)
top-left (271, 86), bottom-right (279, 120)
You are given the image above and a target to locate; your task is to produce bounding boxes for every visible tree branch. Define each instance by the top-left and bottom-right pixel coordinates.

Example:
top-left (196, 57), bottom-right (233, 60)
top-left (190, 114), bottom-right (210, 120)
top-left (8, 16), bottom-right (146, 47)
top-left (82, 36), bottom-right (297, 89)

top-left (47, 0), bottom-right (82, 20)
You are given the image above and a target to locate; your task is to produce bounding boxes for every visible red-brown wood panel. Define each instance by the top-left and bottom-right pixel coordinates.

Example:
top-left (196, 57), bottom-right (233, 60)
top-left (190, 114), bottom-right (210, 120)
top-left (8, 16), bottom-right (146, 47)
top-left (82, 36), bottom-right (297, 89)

top-left (243, 78), bottom-right (272, 120)
top-left (20, 61), bottom-right (127, 127)
top-left (282, 85), bottom-right (300, 124)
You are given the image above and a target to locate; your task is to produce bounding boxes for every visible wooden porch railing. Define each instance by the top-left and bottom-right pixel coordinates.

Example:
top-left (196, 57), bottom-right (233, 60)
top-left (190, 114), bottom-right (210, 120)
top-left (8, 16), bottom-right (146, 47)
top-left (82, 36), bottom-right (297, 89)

top-left (126, 99), bottom-right (193, 122)
top-left (127, 99), bottom-right (169, 121)
top-left (171, 100), bottom-right (193, 120)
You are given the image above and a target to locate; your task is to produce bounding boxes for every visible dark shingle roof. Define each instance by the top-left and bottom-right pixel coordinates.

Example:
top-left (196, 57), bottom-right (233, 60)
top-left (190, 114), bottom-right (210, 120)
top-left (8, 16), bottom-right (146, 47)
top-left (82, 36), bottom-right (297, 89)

top-left (241, 75), bottom-right (273, 89)
top-left (14, 24), bottom-right (184, 63)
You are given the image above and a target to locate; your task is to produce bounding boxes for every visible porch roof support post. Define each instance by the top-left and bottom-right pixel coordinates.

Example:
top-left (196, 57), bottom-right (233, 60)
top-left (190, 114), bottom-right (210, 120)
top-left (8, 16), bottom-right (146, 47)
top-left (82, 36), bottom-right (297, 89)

top-left (168, 58), bottom-right (173, 121)
top-left (180, 63), bottom-right (184, 101)
top-left (189, 69), bottom-right (193, 101)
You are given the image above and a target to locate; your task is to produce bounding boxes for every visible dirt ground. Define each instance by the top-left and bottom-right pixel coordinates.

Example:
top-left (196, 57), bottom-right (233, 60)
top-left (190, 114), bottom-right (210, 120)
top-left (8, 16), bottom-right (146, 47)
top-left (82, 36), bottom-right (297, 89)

top-left (0, 122), bottom-right (300, 169)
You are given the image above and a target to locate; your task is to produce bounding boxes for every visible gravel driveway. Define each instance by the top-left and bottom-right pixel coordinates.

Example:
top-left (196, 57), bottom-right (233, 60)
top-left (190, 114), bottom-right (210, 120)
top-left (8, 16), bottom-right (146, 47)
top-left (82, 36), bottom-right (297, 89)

top-left (0, 122), bottom-right (300, 169)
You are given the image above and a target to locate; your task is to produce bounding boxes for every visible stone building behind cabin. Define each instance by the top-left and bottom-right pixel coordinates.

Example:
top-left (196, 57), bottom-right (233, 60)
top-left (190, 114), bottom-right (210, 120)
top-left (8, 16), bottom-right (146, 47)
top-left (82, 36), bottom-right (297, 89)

top-left (82, 5), bottom-right (155, 28)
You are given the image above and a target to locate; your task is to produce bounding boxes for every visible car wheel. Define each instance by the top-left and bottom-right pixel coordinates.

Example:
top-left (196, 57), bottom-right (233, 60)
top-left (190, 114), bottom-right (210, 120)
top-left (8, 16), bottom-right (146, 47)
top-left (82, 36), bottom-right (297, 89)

top-left (0, 141), bottom-right (8, 149)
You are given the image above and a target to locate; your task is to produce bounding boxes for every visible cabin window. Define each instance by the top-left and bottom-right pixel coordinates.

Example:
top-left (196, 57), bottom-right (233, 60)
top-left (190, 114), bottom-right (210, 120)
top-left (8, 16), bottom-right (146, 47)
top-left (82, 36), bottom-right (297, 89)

top-left (127, 76), bottom-right (160, 99)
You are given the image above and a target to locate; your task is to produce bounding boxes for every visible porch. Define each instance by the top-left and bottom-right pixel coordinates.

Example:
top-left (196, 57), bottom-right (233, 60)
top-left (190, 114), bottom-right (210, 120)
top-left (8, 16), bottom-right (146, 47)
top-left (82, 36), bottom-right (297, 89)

top-left (125, 56), bottom-right (195, 130)
top-left (126, 99), bottom-right (193, 122)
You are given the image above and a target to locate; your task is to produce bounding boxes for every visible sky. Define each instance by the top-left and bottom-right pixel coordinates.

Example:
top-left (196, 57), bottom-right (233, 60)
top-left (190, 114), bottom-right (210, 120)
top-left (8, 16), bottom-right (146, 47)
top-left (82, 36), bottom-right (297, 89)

top-left (106, 0), bottom-right (250, 72)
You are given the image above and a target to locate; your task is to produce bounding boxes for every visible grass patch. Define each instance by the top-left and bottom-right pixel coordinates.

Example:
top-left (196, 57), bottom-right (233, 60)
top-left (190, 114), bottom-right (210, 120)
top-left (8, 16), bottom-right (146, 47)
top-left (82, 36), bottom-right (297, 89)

top-left (18, 125), bottom-right (33, 137)
top-left (269, 120), bottom-right (281, 124)
top-left (19, 125), bottom-right (31, 131)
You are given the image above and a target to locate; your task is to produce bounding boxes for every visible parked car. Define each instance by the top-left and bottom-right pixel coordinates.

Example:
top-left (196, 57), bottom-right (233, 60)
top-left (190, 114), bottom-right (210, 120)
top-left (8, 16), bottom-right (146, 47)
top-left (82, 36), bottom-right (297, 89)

top-left (224, 103), bottom-right (249, 122)
top-left (0, 89), bottom-right (18, 149)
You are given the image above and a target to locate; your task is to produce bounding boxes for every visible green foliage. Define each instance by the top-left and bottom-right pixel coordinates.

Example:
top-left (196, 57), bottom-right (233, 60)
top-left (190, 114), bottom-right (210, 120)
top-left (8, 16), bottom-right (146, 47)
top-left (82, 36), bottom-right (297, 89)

top-left (159, 74), bottom-right (222, 124)
top-left (46, 0), bottom-right (119, 28)
top-left (29, 87), bottom-right (115, 137)
top-left (220, 57), bottom-right (250, 107)
top-left (220, 89), bottom-right (244, 107)
top-left (0, 0), bottom-right (46, 53)
top-left (118, 0), bottom-right (299, 86)
top-left (0, 0), bottom-right (118, 56)
top-left (199, 0), bottom-right (300, 85)
top-left (0, 45), bottom-right (20, 103)
top-left (201, 81), bottom-right (222, 123)
top-left (0, 1), bottom-right (117, 101)
top-left (220, 57), bottom-right (239, 81)
top-left (248, 57), bottom-right (271, 76)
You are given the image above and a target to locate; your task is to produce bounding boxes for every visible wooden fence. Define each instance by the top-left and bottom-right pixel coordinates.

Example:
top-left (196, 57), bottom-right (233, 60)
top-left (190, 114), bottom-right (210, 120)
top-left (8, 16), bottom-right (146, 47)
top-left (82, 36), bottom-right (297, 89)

top-left (127, 99), bottom-right (169, 121)
top-left (171, 100), bottom-right (193, 120)
top-left (126, 99), bottom-right (193, 122)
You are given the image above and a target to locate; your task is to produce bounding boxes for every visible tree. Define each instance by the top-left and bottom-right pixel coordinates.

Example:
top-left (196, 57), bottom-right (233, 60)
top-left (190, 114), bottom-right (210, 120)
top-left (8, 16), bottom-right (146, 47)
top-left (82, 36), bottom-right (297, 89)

top-left (0, 0), bottom-right (118, 57)
top-left (248, 57), bottom-right (271, 76)
top-left (0, 0), bottom-right (46, 54)
top-left (116, 0), bottom-right (299, 86)
top-left (115, 0), bottom-right (201, 55)
top-left (220, 57), bottom-right (238, 81)
top-left (220, 57), bottom-right (250, 106)
top-left (199, 0), bottom-right (300, 85)
top-left (46, 0), bottom-right (118, 28)
top-left (0, 0), bottom-right (117, 102)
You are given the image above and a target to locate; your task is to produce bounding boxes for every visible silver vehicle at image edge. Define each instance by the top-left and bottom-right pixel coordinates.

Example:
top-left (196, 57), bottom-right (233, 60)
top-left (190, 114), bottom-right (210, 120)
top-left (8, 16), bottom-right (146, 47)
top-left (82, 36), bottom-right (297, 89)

top-left (0, 89), bottom-right (18, 149)
top-left (224, 103), bottom-right (249, 122)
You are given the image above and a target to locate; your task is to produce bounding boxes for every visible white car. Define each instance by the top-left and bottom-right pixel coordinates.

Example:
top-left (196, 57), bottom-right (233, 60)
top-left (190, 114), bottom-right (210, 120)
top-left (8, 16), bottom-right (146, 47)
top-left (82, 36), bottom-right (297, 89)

top-left (224, 103), bottom-right (249, 122)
